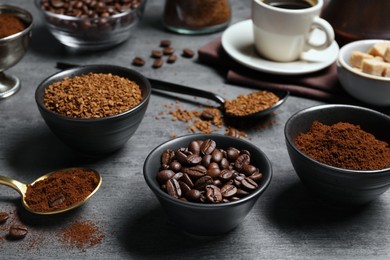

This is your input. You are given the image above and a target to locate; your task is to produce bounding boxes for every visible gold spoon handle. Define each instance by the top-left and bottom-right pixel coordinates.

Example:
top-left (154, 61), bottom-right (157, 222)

top-left (0, 176), bottom-right (27, 196)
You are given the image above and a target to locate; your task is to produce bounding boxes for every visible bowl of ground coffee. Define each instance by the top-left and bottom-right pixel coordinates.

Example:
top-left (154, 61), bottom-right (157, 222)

top-left (35, 64), bottom-right (151, 156)
top-left (285, 104), bottom-right (390, 206)
top-left (143, 133), bottom-right (272, 236)
top-left (35, 0), bottom-right (147, 50)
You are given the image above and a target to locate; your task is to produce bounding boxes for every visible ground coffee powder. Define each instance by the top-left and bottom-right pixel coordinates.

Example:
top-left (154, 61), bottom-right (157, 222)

top-left (295, 121), bottom-right (390, 170)
top-left (60, 220), bottom-right (105, 250)
top-left (0, 13), bottom-right (26, 38)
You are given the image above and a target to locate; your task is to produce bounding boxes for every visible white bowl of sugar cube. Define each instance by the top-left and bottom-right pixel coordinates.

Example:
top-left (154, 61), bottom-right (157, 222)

top-left (337, 39), bottom-right (390, 106)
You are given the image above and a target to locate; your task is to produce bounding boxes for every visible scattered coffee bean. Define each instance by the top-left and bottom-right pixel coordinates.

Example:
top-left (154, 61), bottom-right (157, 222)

top-left (160, 39), bottom-right (171, 47)
top-left (182, 48), bottom-right (195, 58)
top-left (8, 224), bottom-right (28, 239)
top-left (152, 59), bottom-right (164, 68)
top-left (167, 54), bottom-right (177, 64)
top-left (151, 50), bottom-right (163, 59)
top-left (0, 212), bottom-right (9, 223)
top-left (156, 139), bottom-right (263, 204)
top-left (132, 56), bottom-right (145, 66)
top-left (163, 47), bottom-right (175, 55)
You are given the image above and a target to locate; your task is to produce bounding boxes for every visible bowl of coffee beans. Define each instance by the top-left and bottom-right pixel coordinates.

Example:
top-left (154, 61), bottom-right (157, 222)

top-left (143, 133), bottom-right (272, 236)
top-left (285, 104), bottom-right (390, 206)
top-left (35, 0), bottom-right (147, 50)
top-left (35, 64), bottom-right (151, 155)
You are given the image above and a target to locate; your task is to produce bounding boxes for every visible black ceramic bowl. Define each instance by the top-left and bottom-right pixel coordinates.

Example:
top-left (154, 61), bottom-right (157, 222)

top-left (35, 65), bottom-right (151, 156)
top-left (285, 104), bottom-right (390, 206)
top-left (143, 133), bottom-right (272, 236)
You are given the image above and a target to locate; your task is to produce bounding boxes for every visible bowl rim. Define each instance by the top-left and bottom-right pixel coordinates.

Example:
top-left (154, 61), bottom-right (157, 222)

top-left (0, 5), bottom-right (34, 42)
top-left (143, 133), bottom-right (273, 209)
top-left (35, 64), bottom-right (152, 122)
top-left (285, 104), bottom-right (390, 175)
top-left (338, 39), bottom-right (390, 82)
top-left (34, 0), bottom-right (147, 22)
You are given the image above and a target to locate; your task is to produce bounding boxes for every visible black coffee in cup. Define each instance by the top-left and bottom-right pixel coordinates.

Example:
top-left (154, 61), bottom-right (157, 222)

top-left (263, 0), bottom-right (314, 9)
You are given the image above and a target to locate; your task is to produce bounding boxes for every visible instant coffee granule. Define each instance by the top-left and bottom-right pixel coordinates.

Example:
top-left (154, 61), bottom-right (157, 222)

top-left (60, 220), bottom-right (105, 250)
top-left (224, 90), bottom-right (280, 117)
top-left (0, 14), bottom-right (26, 38)
top-left (43, 73), bottom-right (143, 118)
top-left (25, 168), bottom-right (100, 213)
top-left (295, 121), bottom-right (390, 170)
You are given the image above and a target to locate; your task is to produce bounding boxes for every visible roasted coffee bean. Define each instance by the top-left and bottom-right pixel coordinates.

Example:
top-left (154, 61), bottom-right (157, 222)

top-left (185, 154), bottom-right (202, 165)
top-left (161, 149), bottom-right (175, 166)
top-left (49, 194), bottom-right (65, 207)
top-left (220, 184), bottom-right (237, 197)
top-left (200, 139), bottom-right (216, 155)
top-left (179, 197), bottom-right (188, 202)
top-left (151, 50), bottom-right (163, 58)
top-left (235, 154), bottom-right (250, 170)
top-left (182, 173), bottom-right (194, 187)
top-left (173, 172), bottom-right (183, 180)
top-left (160, 39), bottom-right (171, 47)
top-left (213, 179), bottom-right (222, 187)
top-left (236, 188), bottom-right (250, 197)
top-left (194, 175), bottom-right (213, 190)
top-left (211, 149), bottom-right (223, 163)
top-left (230, 196), bottom-right (240, 202)
top-left (219, 169), bottom-right (234, 181)
top-left (152, 59), bottom-right (164, 68)
top-left (249, 172), bottom-right (263, 182)
top-left (226, 147), bottom-right (240, 161)
top-left (157, 169), bottom-right (175, 184)
top-left (183, 165), bottom-right (207, 178)
top-left (0, 212), bottom-right (9, 223)
top-left (220, 158), bottom-right (230, 169)
top-left (202, 154), bottom-right (212, 168)
top-left (205, 185), bottom-right (223, 203)
top-left (163, 47), bottom-right (175, 55)
top-left (201, 110), bottom-right (214, 120)
top-left (241, 177), bottom-right (258, 190)
top-left (179, 181), bottom-right (191, 194)
top-left (8, 224), bottom-right (28, 239)
top-left (207, 168), bottom-right (221, 179)
top-left (186, 189), bottom-right (202, 202)
top-left (167, 54), bottom-right (177, 64)
top-left (188, 140), bottom-right (201, 155)
top-left (240, 150), bottom-right (251, 157)
top-left (242, 164), bottom-right (257, 176)
top-left (166, 178), bottom-right (181, 198)
top-left (208, 162), bottom-right (219, 170)
top-left (182, 48), bottom-right (195, 58)
top-left (132, 56), bottom-right (145, 66)
top-left (168, 161), bottom-right (181, 172)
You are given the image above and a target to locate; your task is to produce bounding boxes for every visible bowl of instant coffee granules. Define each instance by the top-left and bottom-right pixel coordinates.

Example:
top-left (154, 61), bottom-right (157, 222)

top-left (285, 104), bottom-right (390, 206)
top-left (143, 133), bottom-right (272, 236)
top-left (35, 0), bottom-right (147, 50)
top-left (35, 64), bottom-right (151, 155)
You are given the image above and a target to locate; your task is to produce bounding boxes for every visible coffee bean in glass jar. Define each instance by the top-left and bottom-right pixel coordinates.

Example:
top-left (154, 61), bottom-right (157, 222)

top-left (156, 139), bottom-right (263, 203)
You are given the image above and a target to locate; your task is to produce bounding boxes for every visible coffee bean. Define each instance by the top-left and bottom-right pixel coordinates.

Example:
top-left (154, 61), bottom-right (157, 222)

top-left (201, 110), bottom-right (214, 120)
top-left (160, 39), bottom-right (171, 47)
top-left (213, 179), bottom-right (222, 187)
top-left (173, 172), bottom-right (184, 180)
top-left (236, 188), bottom-right (250, 197)
top-left (163, 47), bottom-right (175, 55)
top-left (132, 56), bottom-right (145, 66)
top-left (194, 175), bottom-right (213, 190)
top-left (8, 224), bottom-right (28, 239)
top-left (166, 178), bottom-right (181, 198)
top-left (157, 169), bottom-right (175, 184)
top-left (200, 139), bottom-right (216, 155)
top-left (241, 177), bottom-right (258, 190)
top-left (211, 149), bottom-right (223, 163)
top-left (188, 140), bottom-right (201, 155)
top-left (226, 147), bottom-right (240, 161)
top-left (0, 212), bottom-right (9, 224)
top-left (207, 168), bottom-right (221, 179)
top-left (220, 184), bottom-right (237, 197)
top-left (151, 50), bottom-right (163, 59)
top-left (208, 162), bottom-right (219, 170)
top-left (169, 161), bottom-right (182, 172)
top-left (161, 149), bottom-right (175, 166)
top-left (186, 154), bottom-right (202, 165)
top-left (249, 172), bottom-right (263, 182)
top-left (152, 59), bottom-right (164, 68)
top-left (202, 154), bottom-right (212, 168)
top-left (205, 185), bottom-right (223, 203)
top-left (186, 189), bottom-right (201, 202)
top-left (167, 54), bottom-right (177, 64)
top-left (235, 154), bottom-right (250, 170)
top-left (220, 158), bottom-right (230, 169)
top-left (182, 48), bottom-right (195, 58)
top-left (179, 181), bottom-right (191, 194)
top-left (219, 169), bottom-right (234, 181)
top-left (242, 164), bottom-right (257, 176)
top-left (182, 173), bottom-right (194, 188)
top-left (183, 165), bottom-right (207, 178)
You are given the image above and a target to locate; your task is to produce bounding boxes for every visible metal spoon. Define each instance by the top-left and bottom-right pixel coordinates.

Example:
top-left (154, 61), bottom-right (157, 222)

top-left (0, 167), bottom-right (102, 215)
top-left (55, 62), bottom-right (289, 120)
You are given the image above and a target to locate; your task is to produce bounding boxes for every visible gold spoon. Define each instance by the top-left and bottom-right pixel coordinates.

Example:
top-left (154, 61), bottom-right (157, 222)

top-left (0, 167), bottom-right (102, 215)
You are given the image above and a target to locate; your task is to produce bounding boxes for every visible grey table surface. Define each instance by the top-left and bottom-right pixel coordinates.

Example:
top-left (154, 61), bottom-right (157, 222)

top-left (1, 0), bottom-right (390, 259)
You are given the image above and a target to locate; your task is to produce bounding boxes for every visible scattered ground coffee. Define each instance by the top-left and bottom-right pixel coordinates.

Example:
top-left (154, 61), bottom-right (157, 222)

top-left (0, 14), bottom-right (26, 38)
top-left (25, 168), bottom-right (100, 212)
top-left (295, 121), bottom-right (390, 170)
top-left (224, 91), bottom-right (280, 117)
top-left (60, 220), bottom-right (105, 250)
top-left (44, 73), bottom-right (143, 118)
top-left (157, 139), bottom-right (263, 203)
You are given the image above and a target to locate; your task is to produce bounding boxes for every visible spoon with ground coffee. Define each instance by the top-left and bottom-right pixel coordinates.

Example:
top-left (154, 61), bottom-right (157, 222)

top-left (0, 167), bottom-right (102, 215)
top-left (55, 62), bottom-right (289, 120)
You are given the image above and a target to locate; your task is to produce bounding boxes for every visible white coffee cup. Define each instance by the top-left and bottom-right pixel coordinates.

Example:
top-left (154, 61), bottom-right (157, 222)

top-left (252, 0), bottom-right (334, 62)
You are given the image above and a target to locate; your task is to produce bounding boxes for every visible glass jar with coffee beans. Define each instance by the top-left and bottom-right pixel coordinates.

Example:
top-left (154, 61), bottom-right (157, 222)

top-left (157, 139), bottom-right (263, 203)
top-left (163, 0), bottom-right (231, 34)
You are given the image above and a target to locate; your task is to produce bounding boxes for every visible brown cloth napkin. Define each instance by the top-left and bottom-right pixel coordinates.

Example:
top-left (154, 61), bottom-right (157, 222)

top-left (197, 37), bottom-right (354, 103)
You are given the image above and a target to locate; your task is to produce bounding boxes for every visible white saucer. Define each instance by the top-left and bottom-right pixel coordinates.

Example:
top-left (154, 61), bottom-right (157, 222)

top-left (221, 20), bottom-right (339, 75)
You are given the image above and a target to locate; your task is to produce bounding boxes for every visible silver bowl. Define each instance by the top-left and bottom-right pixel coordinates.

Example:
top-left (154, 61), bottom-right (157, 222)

top-left (0, 5), bottom-right (33, 99)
